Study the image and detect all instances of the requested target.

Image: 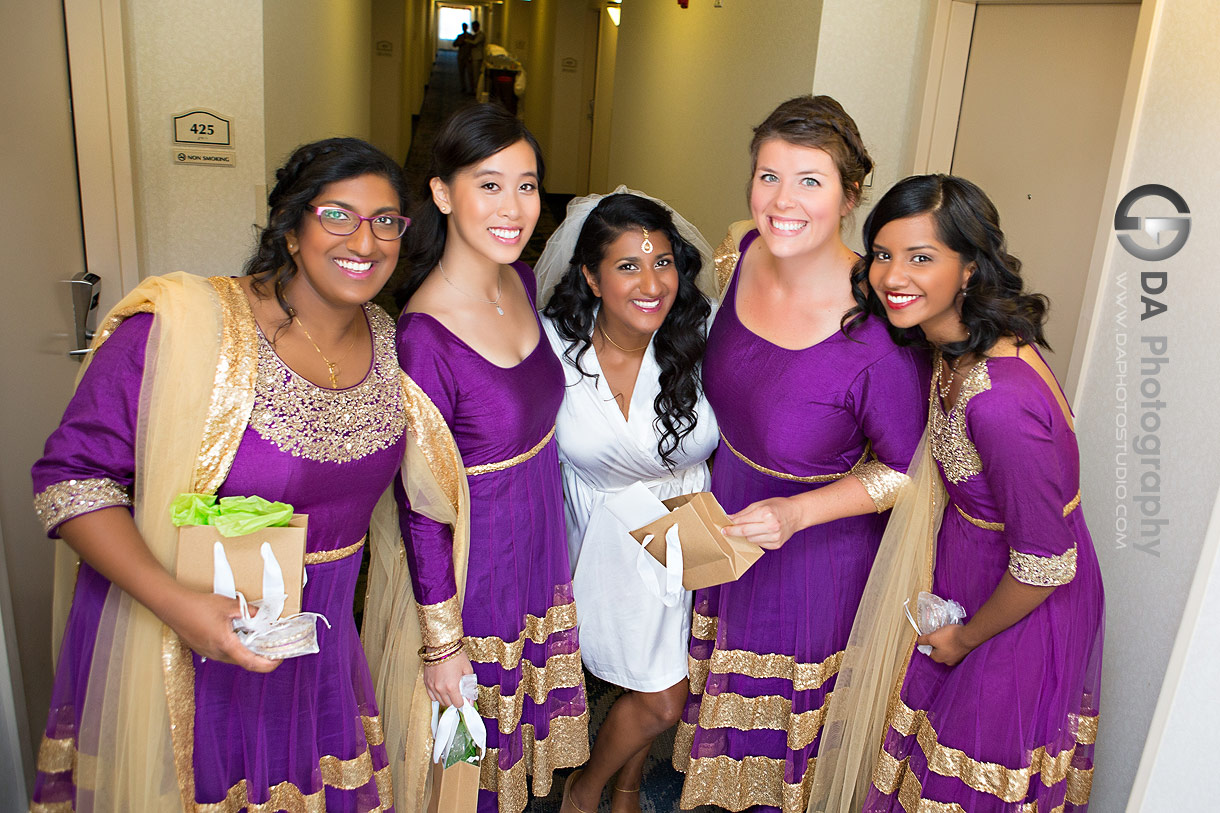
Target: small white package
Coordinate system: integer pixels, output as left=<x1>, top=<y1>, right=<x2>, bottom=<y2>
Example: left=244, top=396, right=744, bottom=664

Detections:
left=214, top=541, right=330, bottom=659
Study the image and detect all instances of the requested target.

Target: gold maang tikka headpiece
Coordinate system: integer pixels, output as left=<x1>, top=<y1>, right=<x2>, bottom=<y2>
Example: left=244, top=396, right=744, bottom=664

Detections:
left=641, top=227, right=654, bottom=254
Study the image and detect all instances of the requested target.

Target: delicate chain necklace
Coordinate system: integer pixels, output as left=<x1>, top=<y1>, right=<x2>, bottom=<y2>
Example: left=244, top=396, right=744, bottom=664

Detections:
left=293, top=314, right=357, bottom=388
left=438, top=260, right=504, bottom=315
left=939, top=352, right=981, bottom=398
left=597, top=320, right=649, bottom=353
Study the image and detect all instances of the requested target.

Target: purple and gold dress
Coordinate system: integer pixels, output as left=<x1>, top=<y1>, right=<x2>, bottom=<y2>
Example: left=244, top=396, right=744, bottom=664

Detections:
left=396, top=262, right=588, bottom=813
left=675, top=231, right=929, bottom=812
left=865, top=354, right=1104, bottom=812
left=31, top=279, right=403, bottom=811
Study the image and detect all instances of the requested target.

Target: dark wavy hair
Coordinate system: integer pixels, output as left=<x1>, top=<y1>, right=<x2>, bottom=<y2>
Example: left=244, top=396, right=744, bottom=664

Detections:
left=396, top=103, right=545, bottom=305
left=243, top=137, right=410, bottom=325
left=748, top=95, right=874, bottom=209
left=542, top=194, right=711, bottom=469
left=849, top=174, right=1050, bottom=359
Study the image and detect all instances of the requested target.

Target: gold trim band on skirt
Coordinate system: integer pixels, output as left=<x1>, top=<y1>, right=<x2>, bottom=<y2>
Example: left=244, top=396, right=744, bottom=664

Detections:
left=304, top=535, right=366, bottom=565
left=719, top=432, right=866, bottom=484
left=465, top=426, right=555, bottom=476
left=954, top=490, right=1082, bottom=531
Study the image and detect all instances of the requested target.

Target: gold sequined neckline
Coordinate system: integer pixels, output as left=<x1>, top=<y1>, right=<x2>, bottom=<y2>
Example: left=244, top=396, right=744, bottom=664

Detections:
left=248, top=305, right=406, bottom=463
left=929, top=351, right=992, bottom=484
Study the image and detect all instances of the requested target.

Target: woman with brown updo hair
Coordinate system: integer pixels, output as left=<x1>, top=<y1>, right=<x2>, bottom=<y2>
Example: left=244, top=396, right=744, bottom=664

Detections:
left=672, top=96, right=928, bottom=812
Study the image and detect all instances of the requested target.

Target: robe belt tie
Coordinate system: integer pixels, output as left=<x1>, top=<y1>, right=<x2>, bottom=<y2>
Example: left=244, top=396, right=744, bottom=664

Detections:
left=719, top=432, right=867, bottom=484
left=954, top=490, right=1082, bottom=531
left=465, top=426, right=556, bottom=476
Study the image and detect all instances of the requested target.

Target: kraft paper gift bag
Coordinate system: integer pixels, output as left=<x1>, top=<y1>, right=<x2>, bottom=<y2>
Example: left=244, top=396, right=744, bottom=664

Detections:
left=629, top=492, right=763, bottom=590
left=427, top=761, right=481, bottom=813
left=427, top=674, right=485, bottom=813
left=175, top=515, right=308, bottom=618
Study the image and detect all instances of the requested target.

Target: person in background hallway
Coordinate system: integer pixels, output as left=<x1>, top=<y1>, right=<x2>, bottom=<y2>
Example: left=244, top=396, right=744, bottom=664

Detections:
left=536, top=191, right=720, bottom=813
left=372, top=102, right=589, bottom=813
left=673, top=95, right=929, bottom=813
left=29, top=138, right=410, bottom=811
left=468, top=20, right=487, bottom=97
left=455, top=23, right=473, bottom=94
left=837, top=174, right=1104, bottom=813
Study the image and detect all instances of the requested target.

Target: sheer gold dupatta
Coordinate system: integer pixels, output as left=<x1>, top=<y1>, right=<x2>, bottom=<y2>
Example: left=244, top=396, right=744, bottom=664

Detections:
left=364, top=373, right=473, bottom=813
left=49, top=272, right=256, bottom=812
left=807, top=425, right=945, bottom=813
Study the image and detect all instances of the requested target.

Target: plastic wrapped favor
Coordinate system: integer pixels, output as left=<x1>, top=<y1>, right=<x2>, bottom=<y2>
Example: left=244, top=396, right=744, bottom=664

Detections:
left=904, top=591, right=966, bottom=656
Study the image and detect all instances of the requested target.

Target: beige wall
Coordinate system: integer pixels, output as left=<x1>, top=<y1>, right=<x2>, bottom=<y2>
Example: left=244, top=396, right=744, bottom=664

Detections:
left=1, top=0, right=89, bottom=781
left=1069, top=1, right=1220, bottom=808
left=522, top=0, right=557, bottom=161
left=125, top=0, right=266, bottom=278
left=811, top=0, right=936, bottom=249
left=605, top=0, right=825, bottom=241
left=264, top=0, right=372, bottom=183
left=400, top=0, right=436, bottom=162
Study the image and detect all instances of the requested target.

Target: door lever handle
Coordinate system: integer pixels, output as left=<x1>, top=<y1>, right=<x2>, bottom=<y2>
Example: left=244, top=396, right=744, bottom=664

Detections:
left=67, top=271, right=102, bottom=360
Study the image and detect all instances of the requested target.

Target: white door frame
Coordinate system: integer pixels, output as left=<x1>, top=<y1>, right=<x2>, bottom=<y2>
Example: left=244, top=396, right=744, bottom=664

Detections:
left=63, top=0, right=142, bottom=311
left=908, top=0, right=1150, bottom=405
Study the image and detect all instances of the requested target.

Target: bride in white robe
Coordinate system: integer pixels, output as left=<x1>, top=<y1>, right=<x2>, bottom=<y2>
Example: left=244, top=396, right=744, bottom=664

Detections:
left=537, top=189, right=718, bottom=813
left=543, top=314, right=717, bottom=691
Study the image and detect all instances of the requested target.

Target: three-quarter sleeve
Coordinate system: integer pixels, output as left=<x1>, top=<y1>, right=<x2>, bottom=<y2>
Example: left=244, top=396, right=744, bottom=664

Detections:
left=32, top=314, right=152, bottom=537
left=847, top=345, right=930, bottom=512
left=396, top=324, right=465, bottom=646
left=970, top=376, right=1078, bottom=587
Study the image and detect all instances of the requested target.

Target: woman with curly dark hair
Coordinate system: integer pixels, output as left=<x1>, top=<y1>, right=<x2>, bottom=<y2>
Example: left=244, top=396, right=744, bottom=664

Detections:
left=825, top=174, right=1103, bottom=812
left=535, top=190, right=718, bottom=813
left=30, top=137, right=410, bottom=810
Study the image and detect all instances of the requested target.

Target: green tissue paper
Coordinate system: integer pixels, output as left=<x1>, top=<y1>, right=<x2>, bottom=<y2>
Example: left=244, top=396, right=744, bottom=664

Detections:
left=171, top=493, right=294, bottom=537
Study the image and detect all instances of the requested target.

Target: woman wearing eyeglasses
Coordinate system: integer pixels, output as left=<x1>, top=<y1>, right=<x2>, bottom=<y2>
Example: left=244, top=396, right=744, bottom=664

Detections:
left=30, top=138, right=410, bottom=812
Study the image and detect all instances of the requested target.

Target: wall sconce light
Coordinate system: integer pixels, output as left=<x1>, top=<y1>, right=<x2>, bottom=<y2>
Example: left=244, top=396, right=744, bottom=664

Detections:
left=607, top=7, right=620, bottom=26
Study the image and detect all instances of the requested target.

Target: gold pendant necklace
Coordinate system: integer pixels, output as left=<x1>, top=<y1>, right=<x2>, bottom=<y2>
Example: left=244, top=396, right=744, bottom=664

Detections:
left=597, top=321, right=649, bottom=353
left=294, top=315, right=356, bottom=388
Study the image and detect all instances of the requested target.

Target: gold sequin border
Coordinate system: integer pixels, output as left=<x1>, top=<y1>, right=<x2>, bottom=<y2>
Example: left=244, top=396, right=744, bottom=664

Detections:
left=477, top=650, right=584, bottom=734
left=464, top=601, right=579, bottom=668
left=678, top=753, right=817, bottom=813
left=195, top=762, right=393, bottom=813
left=854, top=460, right=911, bottom=513
left=401, top=372, right=463, bottom=514
left=720, top=432, right=866, bottom=484
left=417, top=594, right=464, bottom=648
left=691, top=610, right=717, bottom=641
left=465, top=426, right=556, bottom=476
left=696, top=688, right=834, bottom=751
left=303, top=535, right=366, bottom=565
left=193, top=277, right=259, bottom=495
left=929, top=352, right=991, bottom=485
left=1009, top=544, right=1078, bottom=587
left=886, top=697, right=1096, bottom=804
left=698, top=647, right=844, bottom=692
left=478, top=710, right=591, bottom=813
left=713, top=229, right=741, bottom=298
left=33, top=478, right=133, bottom=535
left=953, top=489, right=1082, bottom=531
left=891, top=765, right=1070, bottom=813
